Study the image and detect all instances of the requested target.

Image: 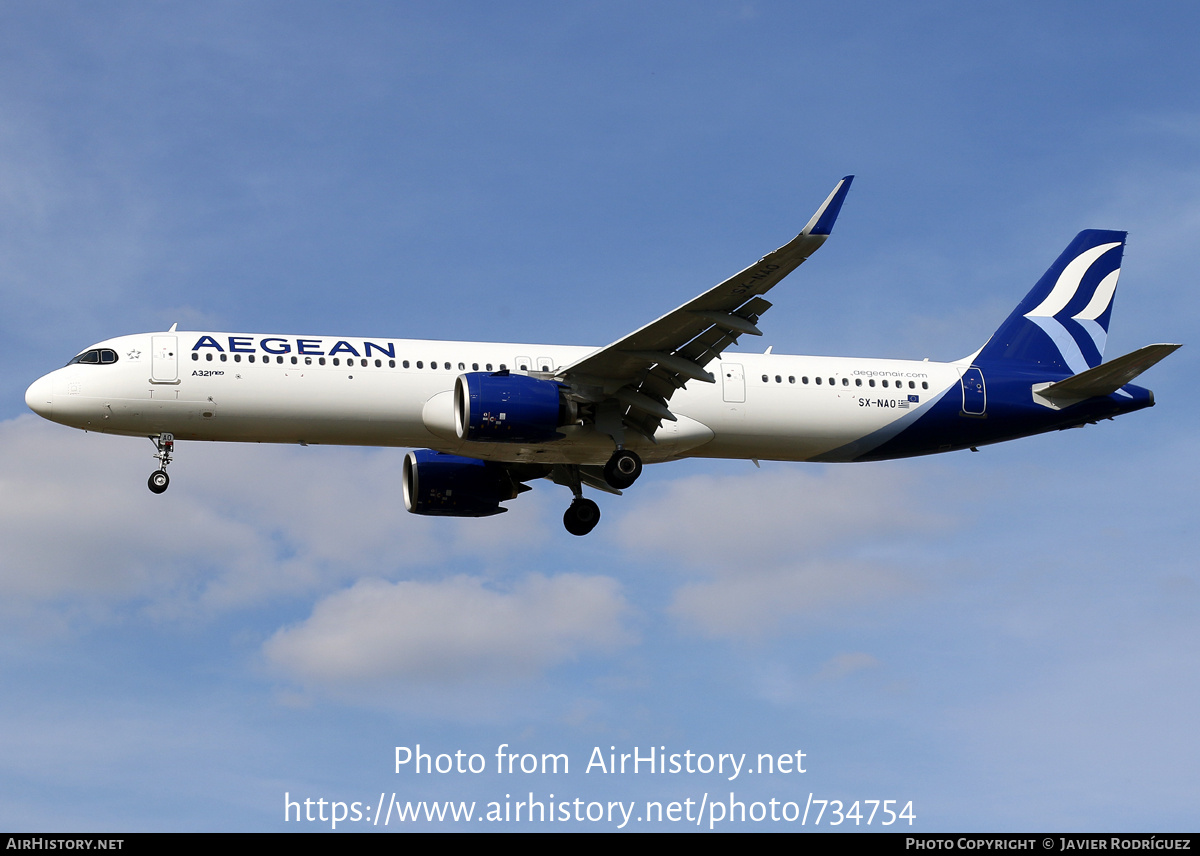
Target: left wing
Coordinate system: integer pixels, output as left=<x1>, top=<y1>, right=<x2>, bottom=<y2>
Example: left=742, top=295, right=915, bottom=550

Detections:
left=556, top=175, right=854, bottom=441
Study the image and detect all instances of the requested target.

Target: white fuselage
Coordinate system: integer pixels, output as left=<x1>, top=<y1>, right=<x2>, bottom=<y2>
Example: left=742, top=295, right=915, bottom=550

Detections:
left=25, top=331, right=964, bottom=465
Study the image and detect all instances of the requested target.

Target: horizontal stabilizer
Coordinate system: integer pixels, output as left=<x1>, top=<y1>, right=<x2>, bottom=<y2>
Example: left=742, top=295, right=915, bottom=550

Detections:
left=1032, top=343, right=1180, bottom=408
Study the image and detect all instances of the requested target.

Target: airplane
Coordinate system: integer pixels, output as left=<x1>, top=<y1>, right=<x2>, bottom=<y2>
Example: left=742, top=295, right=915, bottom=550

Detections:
left=24, top=176, right=1180, bottom=536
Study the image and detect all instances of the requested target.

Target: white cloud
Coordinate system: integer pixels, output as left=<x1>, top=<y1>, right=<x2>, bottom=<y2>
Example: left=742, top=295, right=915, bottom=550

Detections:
left=0, top=418, right=273, bottom=607
left=668, top=559, right=914, bottom=638
left=0, top=416, right=553, bottom=619
left=816, top=651, right=882, bottom=681
left=614, top=465, right=943, bottom=637
left=263, top=573, right=634, bottom=691
left=616, top=465, right=938, bottom=566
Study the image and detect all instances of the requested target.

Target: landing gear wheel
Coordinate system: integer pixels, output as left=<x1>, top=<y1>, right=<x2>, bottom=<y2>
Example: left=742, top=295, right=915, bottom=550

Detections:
left=148, top=433, right=174, bottom=494
left=603, top=449, right=642, bottom=489
left=563, top=497, right=601, bottom=536
left=148, top=469, right=169, bottom=494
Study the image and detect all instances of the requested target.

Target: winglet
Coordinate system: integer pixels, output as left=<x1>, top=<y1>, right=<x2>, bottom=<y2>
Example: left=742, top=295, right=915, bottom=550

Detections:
left=801, top=175, right=854, bottom=236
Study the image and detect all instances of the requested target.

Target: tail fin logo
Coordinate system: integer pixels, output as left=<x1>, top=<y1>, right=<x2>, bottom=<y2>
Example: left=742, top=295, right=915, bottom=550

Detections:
left=975, top=230, right=1126, bottom=372
left=969, top=226, right=1128, bottom=374
left=1020, top=239, right=1122, bottom=373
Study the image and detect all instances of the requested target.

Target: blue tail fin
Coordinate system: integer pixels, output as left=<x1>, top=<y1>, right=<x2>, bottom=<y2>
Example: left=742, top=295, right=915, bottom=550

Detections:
left=976, top=229, right=1126, bottom=373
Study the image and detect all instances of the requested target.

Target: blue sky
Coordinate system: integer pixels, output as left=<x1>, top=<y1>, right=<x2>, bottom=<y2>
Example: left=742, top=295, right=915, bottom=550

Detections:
left=2, top=1, right=1197, bottom=831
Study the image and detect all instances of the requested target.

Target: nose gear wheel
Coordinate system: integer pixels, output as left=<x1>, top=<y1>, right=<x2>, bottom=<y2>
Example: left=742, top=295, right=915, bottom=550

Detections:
left=147, top=433, right=174, bottom=494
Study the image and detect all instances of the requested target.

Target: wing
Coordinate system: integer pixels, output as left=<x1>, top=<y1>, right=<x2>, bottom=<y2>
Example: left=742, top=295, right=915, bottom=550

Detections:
left=556, top=175, right=854, bottom=441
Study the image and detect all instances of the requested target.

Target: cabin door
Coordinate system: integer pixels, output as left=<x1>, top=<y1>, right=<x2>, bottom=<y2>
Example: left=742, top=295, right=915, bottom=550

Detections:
left=960, top=366, right=986, bottom=416
left=151, top=336, right=179, bottom=383
left=721, top=363, right=745, bottom=403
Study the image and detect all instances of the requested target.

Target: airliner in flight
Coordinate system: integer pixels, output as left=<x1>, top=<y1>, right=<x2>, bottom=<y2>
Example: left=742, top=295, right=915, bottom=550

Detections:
left=25, top=177, right=1178, bottom=535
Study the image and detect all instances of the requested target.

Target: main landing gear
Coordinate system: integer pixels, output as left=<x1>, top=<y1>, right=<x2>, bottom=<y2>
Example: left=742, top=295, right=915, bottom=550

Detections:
left=563, top=497, right=601, bottom=537
left=602, top=449, right=642, bottom=490
left=584, top=405, right=641, bottom=517
left=557, top=464, right=601, bottom=536
left=556, top=450, right=642, bottom=535
left=147, top=433, right=174, bottom=494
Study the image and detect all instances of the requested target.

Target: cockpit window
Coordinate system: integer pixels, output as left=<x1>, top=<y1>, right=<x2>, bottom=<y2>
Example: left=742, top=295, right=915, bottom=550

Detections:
left=67, top=348, right=119, bottom=366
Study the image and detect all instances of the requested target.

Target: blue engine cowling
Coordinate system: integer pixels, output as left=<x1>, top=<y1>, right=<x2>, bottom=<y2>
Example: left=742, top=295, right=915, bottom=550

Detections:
left=454, top=371, right=566, bottom=443
left=403, top=449, right=516, bottom=517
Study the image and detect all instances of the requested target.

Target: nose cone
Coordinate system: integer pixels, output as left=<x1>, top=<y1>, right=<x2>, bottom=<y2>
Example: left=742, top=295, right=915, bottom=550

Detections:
left=25, top=374, right=54, bottom=418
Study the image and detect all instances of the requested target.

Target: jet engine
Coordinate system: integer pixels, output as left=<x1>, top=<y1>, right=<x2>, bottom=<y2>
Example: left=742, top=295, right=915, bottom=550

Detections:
left=454, top=371, right=573, bottom=443
left=402, top=449, right=518, bottom=517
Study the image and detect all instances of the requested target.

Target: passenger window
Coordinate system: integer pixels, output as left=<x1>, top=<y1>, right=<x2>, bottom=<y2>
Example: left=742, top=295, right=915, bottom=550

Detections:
left=472, top=363, right=479, bottom=371
left=762, top=375, right=769, bottom=382
left=191, top=353, right=199, bottom=361
left=815, top=377, right=822, bottom=385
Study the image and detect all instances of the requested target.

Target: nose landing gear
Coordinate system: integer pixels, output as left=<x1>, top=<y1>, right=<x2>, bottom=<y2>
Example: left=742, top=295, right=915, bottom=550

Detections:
left=148, top=469, right=169, bottom=494
left=148, top=433, right=174, bottom=494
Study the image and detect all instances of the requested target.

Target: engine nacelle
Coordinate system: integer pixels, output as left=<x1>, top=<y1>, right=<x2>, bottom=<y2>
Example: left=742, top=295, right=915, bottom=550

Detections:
left=454, top=371, right=568, bottom=443
left=402, top=449, right=517, bottom=518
